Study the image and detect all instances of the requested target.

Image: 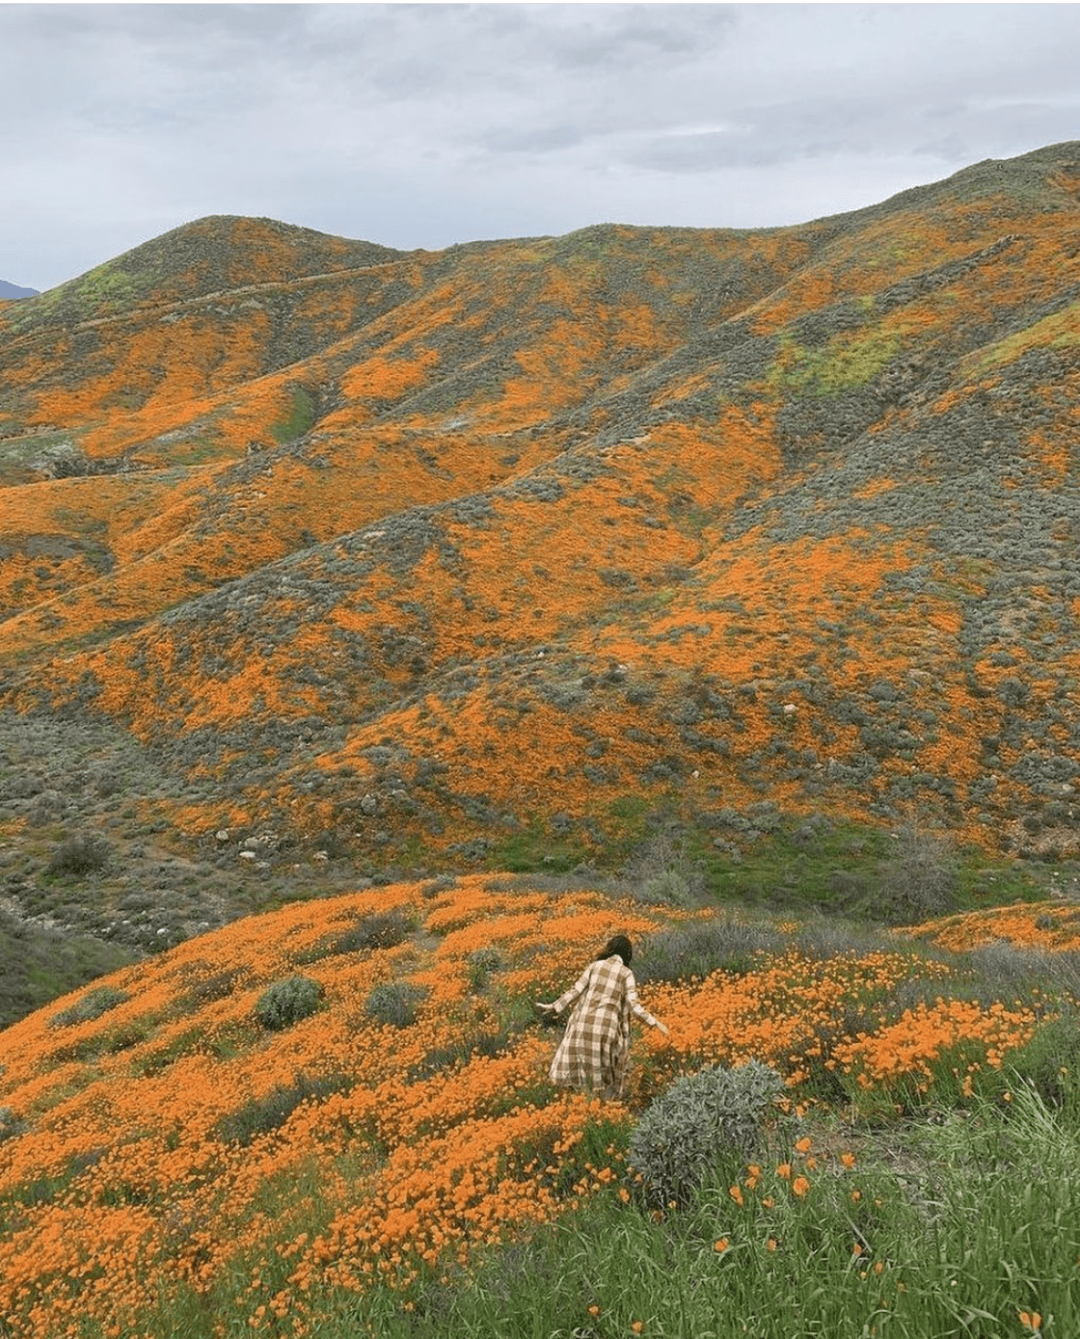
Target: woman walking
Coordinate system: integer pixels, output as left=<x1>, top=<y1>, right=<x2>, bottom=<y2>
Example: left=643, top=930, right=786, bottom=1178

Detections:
left=535, top=935, right=668, bottom=1100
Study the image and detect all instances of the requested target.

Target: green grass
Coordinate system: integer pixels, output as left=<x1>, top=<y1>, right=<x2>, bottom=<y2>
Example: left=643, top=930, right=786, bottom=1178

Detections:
left=233, top=1084, right=1080, bottom=1338
left=0, top=908, right=134, bottom=1031
left=484, top=802, right=1054, bottom=925
left=768, top=326, right=902, bottom=397
left=485, top=817, right=593, bottom=874
left=271, top=386, right=318, bottom=443
left=688, top=814, right=1049, bottom=922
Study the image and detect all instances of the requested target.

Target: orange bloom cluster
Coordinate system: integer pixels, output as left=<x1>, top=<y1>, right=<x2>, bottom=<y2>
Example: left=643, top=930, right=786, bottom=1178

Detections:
left=642, top=948, right=953, bottom=1085
left=909, top=900, right=1080, bottom=954
left=832, top=998, right=1039, bottom=1091
left=0, top=877, right=662, bottom=1337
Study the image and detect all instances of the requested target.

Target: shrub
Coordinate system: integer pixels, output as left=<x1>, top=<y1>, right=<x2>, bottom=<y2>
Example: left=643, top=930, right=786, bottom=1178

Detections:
left=301, top=908, right=414, bottom=962
left=253, top=975, right=323, bottom=1031
left=635, top=919, right=785, bottom=985
left=50, top=984, right=131, bottom=1029
left=628, top=1060, right=784, bottom=1209
left=177, top=966, right=249, bottom=1011
left=639, top=867, right=698, bottom=908
left=47, top=833, right=111, bottom=878
left=364, top=981, right=428, bottom=1028
left=467, top=947, right=503, bottom=991
left=876, top=819, right=959, bottom=924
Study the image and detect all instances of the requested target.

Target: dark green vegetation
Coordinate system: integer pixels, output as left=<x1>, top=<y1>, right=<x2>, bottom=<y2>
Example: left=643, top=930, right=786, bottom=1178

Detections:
left=0, top=906, right=132, bottom=1031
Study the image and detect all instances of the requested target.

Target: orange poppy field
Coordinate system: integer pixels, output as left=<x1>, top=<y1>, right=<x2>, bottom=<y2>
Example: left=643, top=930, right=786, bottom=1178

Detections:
left=1, top=875, right=1075, bottom=1338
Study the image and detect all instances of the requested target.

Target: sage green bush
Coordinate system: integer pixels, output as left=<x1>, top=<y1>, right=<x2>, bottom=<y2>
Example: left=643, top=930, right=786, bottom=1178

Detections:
left=628, top=1060, right=784, bottom=1208
left=46, top=832, right=111, bottom=878
left=253, top=975, right=323, bottom=1031
left=365, top=981, right=428, bottom=1028
left=467, top=947, right=503, bottom=991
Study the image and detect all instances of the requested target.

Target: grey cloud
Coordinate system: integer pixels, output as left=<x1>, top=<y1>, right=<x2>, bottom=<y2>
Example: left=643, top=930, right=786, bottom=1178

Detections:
left=3, top=3, right=1080, bottom=292
left=480, top=124, right=584, bottom=156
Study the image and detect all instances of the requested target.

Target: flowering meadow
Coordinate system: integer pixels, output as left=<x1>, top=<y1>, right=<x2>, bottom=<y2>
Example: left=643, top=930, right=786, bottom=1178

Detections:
left=1, top=876, right=1078, bottom=1338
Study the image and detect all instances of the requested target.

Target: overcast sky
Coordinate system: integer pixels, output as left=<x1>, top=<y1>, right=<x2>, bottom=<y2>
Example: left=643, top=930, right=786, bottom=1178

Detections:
left=2, top=2, right=1079, bottom=292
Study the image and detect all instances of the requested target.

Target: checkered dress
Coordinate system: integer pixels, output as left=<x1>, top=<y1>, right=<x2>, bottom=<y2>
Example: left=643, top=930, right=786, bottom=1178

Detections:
left=547, top=955, right=660, bottom=1099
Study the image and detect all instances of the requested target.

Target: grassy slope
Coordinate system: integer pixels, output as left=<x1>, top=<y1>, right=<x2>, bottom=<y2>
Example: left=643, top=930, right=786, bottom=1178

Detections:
left=0, top=877, right=1079, bottom=1337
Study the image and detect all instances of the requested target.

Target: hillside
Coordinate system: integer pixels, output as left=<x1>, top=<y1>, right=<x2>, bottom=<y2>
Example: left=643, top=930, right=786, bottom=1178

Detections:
left=0, top=877, right=1078, bottom=1337
left=1, top=145, right=1080, bottom=961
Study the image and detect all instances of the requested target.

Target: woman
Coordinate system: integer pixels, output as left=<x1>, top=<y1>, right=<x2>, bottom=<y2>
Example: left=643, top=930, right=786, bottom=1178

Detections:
left=535, top=934, right=669, bottom=1100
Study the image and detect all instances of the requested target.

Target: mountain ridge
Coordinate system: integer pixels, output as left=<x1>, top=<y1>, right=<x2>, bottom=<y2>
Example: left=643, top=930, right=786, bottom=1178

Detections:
left=1, top=141, right=1079, bottom=946
left=0, top=279, right=38, bottom=300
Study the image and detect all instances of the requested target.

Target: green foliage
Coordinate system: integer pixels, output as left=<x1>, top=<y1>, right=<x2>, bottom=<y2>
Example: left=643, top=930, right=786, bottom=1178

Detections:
left=298, top=908, right=414, bottom=963
left=0, top=906, right=133, bottom=1031
left=72, top=262, right=138, bottom=316
left=176, top=965, right=250, bottom=1013
left=467, top=946, right=503, bottom=991
left=50, top=984, right=131, bottom=1029
left=253, top=975, right=323, bottom=1031
left=485, top=817, right=589, bottom=874
left=986, top=1009, right=1080, bottom=1113
left=271, top=386, right=317, bottom=443
left=214, top=1071, right=352, bottom=1147
left=364, top=981, right=428, bottom=1028
left=769, top=324, right=901, bottom=396
left=0, top=1105, right=27, bottom=1146
left=634, top=918, right=785, bottom=984
left=46, top=832, right=111, bottom=878
left=628, top=1060, right=784, bottom=1208
left=409, top=1028, right=516, bottom=1081
left=639, top=866, right=697, bottom=908
left=877, top=818, right=960, bottom=924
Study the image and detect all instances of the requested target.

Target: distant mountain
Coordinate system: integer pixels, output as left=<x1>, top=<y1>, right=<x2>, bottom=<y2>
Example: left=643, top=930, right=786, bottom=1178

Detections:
left=2, top=145, right=1080, bottom=895
left=0, top=279, right=39, bottom=299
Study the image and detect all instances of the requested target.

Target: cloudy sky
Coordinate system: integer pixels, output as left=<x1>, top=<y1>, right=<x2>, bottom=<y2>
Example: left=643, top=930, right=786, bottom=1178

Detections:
left=3, top=2, right=1079, bottom=292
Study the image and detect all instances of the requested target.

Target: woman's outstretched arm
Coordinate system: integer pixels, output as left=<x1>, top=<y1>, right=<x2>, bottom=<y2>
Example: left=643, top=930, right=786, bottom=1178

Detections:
left=536, top=963, right=594, bottom=1015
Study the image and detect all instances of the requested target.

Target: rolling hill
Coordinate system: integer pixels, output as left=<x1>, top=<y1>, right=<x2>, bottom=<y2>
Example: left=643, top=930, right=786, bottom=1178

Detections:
left=1, top=142, right=1079, bottom=957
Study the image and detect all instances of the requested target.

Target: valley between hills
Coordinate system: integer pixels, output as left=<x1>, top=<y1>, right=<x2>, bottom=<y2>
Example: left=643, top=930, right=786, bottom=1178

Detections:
left=1, top=141, right=1080, bottom=1013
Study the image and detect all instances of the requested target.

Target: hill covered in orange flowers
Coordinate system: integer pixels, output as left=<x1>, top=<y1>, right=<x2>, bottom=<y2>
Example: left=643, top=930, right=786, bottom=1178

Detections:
left=2, top=141, right=1080, bottom=919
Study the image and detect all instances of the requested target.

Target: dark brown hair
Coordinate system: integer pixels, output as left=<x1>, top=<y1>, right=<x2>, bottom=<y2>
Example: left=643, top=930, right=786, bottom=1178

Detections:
left=598, top=934, right=633, bottom=966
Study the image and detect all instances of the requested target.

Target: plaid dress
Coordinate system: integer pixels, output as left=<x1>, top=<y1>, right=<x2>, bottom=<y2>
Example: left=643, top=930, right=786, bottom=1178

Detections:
left=547, top=955, right=660, bottom=1099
